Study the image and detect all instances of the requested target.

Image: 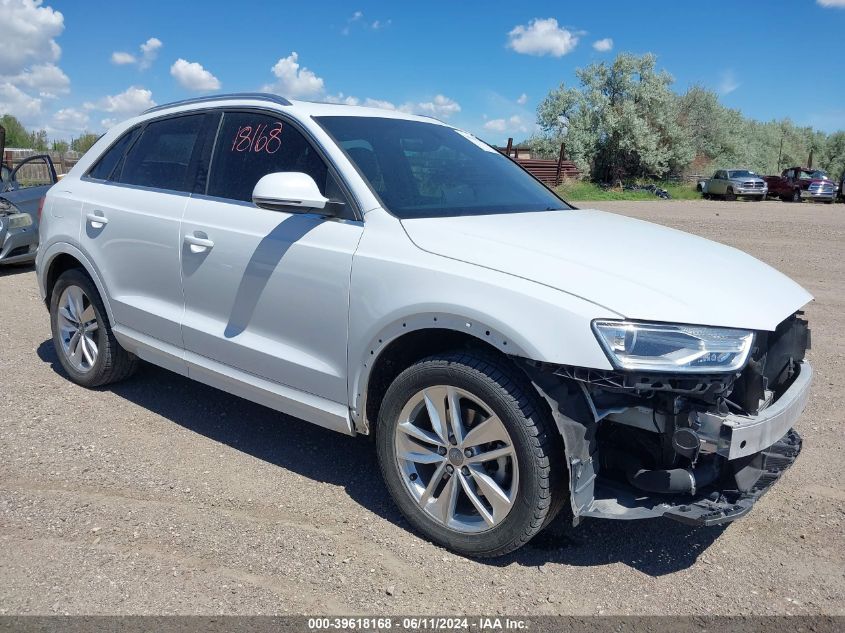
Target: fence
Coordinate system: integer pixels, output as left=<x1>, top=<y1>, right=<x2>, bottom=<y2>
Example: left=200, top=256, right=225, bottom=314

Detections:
left=497, top=138, right=580, bottom=187
left=3, top=149, right=81, bottom=177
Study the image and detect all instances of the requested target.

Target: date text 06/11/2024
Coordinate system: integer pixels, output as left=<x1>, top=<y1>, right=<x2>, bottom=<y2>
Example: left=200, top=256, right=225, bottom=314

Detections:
left=306, top=617, right=529, bottom=631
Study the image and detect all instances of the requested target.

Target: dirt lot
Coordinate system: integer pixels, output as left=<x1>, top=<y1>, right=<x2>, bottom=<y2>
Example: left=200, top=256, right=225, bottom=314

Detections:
left=1, top=199, right=843, bottom=615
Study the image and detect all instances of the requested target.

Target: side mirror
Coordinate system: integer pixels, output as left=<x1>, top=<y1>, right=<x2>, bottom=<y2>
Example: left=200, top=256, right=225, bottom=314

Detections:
left=252, top=172, right=330, bottom=213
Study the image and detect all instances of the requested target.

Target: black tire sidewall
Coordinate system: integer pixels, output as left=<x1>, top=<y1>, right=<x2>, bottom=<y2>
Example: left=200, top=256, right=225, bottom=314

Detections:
left=376, top=356, right=553, bottom=557
left=50, top=270, right=109, bottom=387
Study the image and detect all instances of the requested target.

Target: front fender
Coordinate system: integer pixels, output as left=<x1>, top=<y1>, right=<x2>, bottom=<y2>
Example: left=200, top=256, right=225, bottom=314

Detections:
left=346, top=209, right=620, bottom=431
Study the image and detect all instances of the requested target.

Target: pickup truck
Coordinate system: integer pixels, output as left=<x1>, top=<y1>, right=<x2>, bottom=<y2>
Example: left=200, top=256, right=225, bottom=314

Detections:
left=0, top=154, right=58, bottom=265
left=763, top=167, right=837, bottom=203
left=699, top=169, right=767, bottom=201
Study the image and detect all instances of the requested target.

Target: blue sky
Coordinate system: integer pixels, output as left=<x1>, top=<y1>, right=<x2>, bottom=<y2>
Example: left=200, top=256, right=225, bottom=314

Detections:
left=2, top=0, right=844, bottom=142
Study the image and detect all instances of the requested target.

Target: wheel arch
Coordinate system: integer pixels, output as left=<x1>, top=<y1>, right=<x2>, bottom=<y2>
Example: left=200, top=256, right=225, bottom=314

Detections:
left=39, top=242, right=115, bottom=325
left=357, top=318, right=597, bottom=525
left=352, top=313, right=540, bottom=436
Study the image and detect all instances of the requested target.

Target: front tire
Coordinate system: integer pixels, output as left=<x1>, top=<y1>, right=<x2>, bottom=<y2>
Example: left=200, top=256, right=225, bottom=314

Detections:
left=50, top=269, right=138, bottom=387
left=792, top=189, right=802, bottom=203
left=376, top=351, right=565, bottom=557
left=725, top=187, right=736, bottom=201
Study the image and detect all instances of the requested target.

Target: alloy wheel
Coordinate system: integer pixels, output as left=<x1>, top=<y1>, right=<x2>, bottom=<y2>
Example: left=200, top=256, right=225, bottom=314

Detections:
left=394, top=385, right=519, bottom=533
left=57, top=285, right=99, bottom=373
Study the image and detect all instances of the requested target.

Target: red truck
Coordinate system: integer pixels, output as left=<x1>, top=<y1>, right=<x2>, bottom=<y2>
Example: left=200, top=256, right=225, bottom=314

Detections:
left=763, top=167, right=837, bottom=203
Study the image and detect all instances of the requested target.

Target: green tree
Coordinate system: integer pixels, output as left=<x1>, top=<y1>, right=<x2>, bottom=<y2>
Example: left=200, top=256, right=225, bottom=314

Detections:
left=822, top=131, right=845, bottom=181
left=0, top=114, right=31, bottom=147
left=72, top=133, right=100, bottom=154
left=52, top=139, right=69, bottom=154
left=28, top=129, right=49, bottom=151
left=530, top=53, right=693, bottom=181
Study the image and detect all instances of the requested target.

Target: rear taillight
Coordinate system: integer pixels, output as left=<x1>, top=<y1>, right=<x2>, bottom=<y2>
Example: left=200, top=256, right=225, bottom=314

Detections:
left=37, top=196, right=45, bottom=223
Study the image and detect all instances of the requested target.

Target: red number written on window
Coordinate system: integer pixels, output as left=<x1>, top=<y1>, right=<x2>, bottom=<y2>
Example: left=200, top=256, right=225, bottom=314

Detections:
left=231, top=122, right=283, bottom=154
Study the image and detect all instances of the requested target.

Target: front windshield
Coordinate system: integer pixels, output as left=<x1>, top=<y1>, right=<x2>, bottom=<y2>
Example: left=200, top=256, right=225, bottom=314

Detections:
left=316, top=116, right=570, bottom=219
left=728, top=170, right=756, bottom=178
left=802, top=170, right=829, bottom=180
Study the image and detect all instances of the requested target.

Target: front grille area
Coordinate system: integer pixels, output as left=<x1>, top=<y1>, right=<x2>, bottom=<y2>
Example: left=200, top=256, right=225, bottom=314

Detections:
left=742, top=181, right=765, bottom=189
left=809, top=183, right=834, bottom=193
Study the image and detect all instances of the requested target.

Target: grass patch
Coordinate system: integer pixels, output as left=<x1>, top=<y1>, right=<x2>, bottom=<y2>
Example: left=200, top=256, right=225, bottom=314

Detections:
left=555, top=180, right=700, bottom=201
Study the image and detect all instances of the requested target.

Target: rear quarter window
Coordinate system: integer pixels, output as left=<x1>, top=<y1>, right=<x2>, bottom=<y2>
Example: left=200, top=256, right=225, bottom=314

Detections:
left=119, top=114, right=206, bottom=192
left=88, top=127, right=141, bottom=181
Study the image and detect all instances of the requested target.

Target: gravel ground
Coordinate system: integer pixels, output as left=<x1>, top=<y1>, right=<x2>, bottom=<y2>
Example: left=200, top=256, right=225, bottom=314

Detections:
left=1, top=199, right=843, bottom=615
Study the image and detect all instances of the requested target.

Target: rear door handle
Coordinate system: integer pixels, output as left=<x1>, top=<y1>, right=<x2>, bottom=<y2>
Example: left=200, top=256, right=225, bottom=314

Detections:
left=86, top=212, right=108, bottom=227
left=184, top=233, right=214, bottom=253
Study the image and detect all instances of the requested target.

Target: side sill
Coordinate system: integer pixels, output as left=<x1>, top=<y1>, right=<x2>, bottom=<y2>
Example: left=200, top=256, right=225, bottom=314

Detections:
left=113, top=326, right=354, bottom=436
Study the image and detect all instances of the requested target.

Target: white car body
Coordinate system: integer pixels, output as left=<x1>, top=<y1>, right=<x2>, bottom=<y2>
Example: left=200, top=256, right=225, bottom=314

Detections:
left=35, top=94, right=813, bottom=543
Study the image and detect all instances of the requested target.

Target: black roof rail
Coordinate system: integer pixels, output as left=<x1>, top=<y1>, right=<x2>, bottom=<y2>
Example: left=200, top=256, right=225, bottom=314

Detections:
left=142, top=92, right=292, bottom=115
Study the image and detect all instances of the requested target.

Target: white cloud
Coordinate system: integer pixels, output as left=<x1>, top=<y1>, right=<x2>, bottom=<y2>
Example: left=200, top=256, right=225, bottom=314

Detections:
left=593, top=38, right=613, bottom=52
left=342, top=10, right=363, bottom=35
left=0, top=81, right=42, bottom=124
left=507, top=18, right=579, bottom=57
left=325, top=93, right=360, bottom=105
left=84, top=86, right=156, bottom=115
left=48, top=107, right=90, bottom=136
left=484, top=119, right=507, bottom=132
left=259, top=52, right=456, bottom=119
left=111, top=51, right=137, bottom=65
left=342, top=10, right=390, bottom=34
left=718, top=69, right=740, bottom=95
left=5, top=62, right=69, bottom=98
left=139, top=37, right=162, bottom=69
left=363, top=98, right=396, bottom=110
left=483, top=115, right=528, bottom=134
left=262, top=52, right=325, bottom=98
left=516, top=93, right=528, bottom=105
left=410, top=94, right=461, bottom=118
left=110, top=37, right=162, bottom=70
left=817, top=0, right=845, bottom=7
left=52, top=107, right=88, bottom=128
left=0, top=0, right=64, bottom=76
left=322, top=93, right=460, bottom=119
left=0, top=0, right=70, bottom=123
left=170, top=58, right=221, bottom=91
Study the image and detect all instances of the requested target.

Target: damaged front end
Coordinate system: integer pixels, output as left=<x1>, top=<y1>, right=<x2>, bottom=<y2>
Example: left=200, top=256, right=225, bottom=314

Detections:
left=523, top=313, right=811, bottom=526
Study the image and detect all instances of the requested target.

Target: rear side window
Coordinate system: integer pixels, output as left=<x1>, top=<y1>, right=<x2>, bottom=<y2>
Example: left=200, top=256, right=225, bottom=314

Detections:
left=120, top=114, right=205, bottom=192
left=88, top=128, right=140, bottom=181
left=206, top=112, right=328, bottom=202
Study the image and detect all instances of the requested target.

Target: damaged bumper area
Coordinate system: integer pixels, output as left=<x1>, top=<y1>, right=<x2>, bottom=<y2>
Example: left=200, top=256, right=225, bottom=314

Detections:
left=523, top=313, right=811, bottom=526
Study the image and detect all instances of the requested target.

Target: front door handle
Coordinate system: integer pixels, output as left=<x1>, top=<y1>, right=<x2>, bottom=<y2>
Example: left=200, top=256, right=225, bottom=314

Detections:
left=184, top=232, right=214, bottom=253
left=86, top=212, right=108, bottom=228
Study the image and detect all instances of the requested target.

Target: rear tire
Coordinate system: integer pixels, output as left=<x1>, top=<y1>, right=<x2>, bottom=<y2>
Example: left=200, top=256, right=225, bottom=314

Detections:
left=375, top=351, right=566, bottom=557
left=50, top=269, right=138, bottom=388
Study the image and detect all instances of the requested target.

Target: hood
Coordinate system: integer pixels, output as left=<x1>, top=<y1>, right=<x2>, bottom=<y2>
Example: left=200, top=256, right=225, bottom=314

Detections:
left=401, top=209, right=812, bottom=331
left=731, top=176, right=766, bottom=183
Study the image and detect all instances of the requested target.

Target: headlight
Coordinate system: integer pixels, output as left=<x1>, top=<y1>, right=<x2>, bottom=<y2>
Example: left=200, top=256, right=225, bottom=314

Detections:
left=592, top=320, right=754, bottom=373
left=3, top=212, right=33, bottom=229
left=0, top=199, right=33, bottom=229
